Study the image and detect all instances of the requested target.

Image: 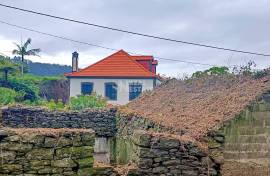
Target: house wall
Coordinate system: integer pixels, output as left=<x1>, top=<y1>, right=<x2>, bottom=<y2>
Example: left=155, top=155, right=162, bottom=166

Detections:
left=69, top=78, right=155, bottom=105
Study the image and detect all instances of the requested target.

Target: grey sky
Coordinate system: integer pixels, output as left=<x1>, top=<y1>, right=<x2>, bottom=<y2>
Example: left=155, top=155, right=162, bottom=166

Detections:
left=0, top=0, right=269, bottom=77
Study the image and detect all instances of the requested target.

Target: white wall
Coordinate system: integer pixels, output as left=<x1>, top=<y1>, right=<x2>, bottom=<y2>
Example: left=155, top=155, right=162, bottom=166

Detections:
left=69, top=78, right=155, bottom=105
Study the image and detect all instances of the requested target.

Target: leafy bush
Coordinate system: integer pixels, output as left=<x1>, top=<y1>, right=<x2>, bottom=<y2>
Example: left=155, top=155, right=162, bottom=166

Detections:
left=46, top=99, right=65, bottom=110
left=0, top=87, right=24, bottom=105
left=0, top=80, right=37, bottom=101
left=10, top=74, right=60, bottom=96
left=68, top=94, right=107, bottom=110
left=191, top=66, right=229, bottom=79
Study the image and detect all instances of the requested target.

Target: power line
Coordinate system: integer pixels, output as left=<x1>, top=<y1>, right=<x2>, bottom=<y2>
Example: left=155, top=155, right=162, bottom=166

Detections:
left=0, top=19, right=225, bottom=67
left=0, top=3, right=269, bottom=57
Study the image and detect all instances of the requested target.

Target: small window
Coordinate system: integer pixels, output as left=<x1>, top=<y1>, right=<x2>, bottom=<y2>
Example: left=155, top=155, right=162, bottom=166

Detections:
left=81, top=82, right=93, bottom=95
left=129, top=83, right=142, bottom=100
left=105, top=82, right=117, bottom=100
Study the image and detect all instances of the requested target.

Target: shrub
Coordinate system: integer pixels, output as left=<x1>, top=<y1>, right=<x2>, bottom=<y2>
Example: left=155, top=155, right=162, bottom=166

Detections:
left=68, top=94, right=107, bottom=110
left=0, top=87, right=23, bottom=105
left=0, top=80, right=37, bottom=101
left=191, top=66, right=229, bottom=79
left=45, top=99, right=65, bottom=110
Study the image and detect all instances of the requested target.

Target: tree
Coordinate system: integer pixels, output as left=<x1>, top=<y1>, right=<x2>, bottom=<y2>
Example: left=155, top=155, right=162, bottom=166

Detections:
left=0, top=56, right=20, bottom=82
left=12, top=38, right=41, bottom=76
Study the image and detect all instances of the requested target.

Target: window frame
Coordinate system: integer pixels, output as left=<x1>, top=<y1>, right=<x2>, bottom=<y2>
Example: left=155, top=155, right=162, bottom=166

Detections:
left=105, top=82, right=118, bottom=101
left=81, top=82, right=93, bottom=95
left=129, top=82, right=143, bottom=101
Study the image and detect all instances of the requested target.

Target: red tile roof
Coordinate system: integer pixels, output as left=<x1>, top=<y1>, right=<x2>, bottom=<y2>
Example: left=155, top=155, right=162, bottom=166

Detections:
left=65, top=50, right=158, bottom=78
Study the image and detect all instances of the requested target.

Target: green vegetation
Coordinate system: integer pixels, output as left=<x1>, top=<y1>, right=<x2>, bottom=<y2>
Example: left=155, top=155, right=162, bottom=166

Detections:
left=12, top=38, right=41, bottom=76
left=0, top=55, right=106, bottom=110
left=68, top=94, right=107, bottom=110
left=0, top=56, right=20, bottom=81
left=192, top=66, right=229, bottom=79
left=0, top=87, right=24, bottom=105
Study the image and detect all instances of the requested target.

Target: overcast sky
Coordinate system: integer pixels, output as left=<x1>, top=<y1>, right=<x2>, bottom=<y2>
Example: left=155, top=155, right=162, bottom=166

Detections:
left=0, top=0, right=270, bottom=77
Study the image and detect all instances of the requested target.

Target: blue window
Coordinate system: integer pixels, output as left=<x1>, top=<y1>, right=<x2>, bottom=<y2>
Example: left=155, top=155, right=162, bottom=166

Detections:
left=81, top=82, right=93, bottom=95
left=105, top=83, right=117, bottom=100
left=129, top=83, right=142, bottom=100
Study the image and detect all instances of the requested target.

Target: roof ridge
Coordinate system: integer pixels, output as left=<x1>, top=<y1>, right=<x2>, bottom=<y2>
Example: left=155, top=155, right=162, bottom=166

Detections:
left=75, top=49, right=128, bottom=73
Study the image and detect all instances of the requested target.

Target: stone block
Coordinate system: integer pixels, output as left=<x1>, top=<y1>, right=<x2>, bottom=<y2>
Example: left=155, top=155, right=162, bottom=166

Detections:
left=1, top=142, right=33, bottom=152
left=44, top=137, right=57, bottom=147
left=51, top=158, right=77, bottom=168
left=132, top=130, right=151, bottom=147
left=152, top=166, right=168, bottom=174
left=153, top=137, right=180, bottom=149
left=0, top=150, right=16, bottom=162
left=77, top=168, right=94, bottom=176
left=77, top=157, right=94, bottom=168
left=26, top=148, right=54, bottom=160
left=56, top=146, right=93, bottom=159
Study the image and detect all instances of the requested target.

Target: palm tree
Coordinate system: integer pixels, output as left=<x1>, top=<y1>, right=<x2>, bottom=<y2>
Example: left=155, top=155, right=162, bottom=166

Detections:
left=12, top=38, right=41, bottom=76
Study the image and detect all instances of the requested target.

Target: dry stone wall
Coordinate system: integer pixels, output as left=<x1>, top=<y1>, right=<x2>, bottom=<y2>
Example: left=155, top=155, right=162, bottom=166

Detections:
left=0, top=128, right=95, bottom=175
left=130, top=130, right=219, bottom=176
left=1, top=106, right=117, bottom=137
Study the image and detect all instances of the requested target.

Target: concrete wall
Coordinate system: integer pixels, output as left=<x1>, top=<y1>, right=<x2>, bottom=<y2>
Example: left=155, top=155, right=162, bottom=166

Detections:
left=1, top=106, right=117, bottom=137
left=69, top=78, right=155, bottom=105
left=0, top=128, right=95, bottom=175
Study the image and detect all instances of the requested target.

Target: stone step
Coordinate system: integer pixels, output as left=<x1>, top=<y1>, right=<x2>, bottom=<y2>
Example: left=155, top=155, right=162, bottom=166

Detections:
left=225, top=143, right=270, bottom=152
left=224, top=151, right=270, bottom=160
left=226, top=135, right=267, bottom=143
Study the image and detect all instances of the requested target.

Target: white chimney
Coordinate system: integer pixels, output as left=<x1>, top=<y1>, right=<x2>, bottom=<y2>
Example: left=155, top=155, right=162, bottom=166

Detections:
left=72, top=51, right=79, bottom=72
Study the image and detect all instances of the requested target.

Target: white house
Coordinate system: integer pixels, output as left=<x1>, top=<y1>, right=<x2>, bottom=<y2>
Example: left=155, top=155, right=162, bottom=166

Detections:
left=65, top=50, right=160, bottom=105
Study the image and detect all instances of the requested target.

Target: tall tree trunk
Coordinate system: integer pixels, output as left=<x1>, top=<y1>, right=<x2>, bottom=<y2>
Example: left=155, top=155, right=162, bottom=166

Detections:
left=21, top=54, right=24, bottom=77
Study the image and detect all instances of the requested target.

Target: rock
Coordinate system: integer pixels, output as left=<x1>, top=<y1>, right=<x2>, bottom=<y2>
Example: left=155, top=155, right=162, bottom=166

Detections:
left=132, top=131, right=151, bottom=147
left=0, top=130, right=8, bottom=139
left=78, top=168, right=94, bottom=176
left=0, top=164, right=23, bottom=174
left=152, top=166, right=168, bottom=174
left=154, top=138, right=179, bottom=149
left=57, top=137, right=73, bottom=147
left=213, top=136, right=225, bottom=143
left=2, top=142, right=33, bottom=152
left=30, top=160, right=51, bottom=167
left=81, top=133, right=95, bottom=146
left=26, top=148, right=54, bottom=160
left=77, top=157, right=94, bottom=168
left=0, top=151, right=16, bottom=162
left=44, top=137, right=57, bottom=147
left=138, top=158, right=153, bottom=169
left=163, top=159, right=181, bottom=166
left=56, top=146, right=93, bottom=159
left=51, top=158, right=77, bottom=168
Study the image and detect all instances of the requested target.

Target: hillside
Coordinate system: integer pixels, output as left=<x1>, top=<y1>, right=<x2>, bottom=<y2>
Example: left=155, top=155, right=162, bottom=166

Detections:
left=28, top=61, right=71, bottom=76
left=12, top=57, right=71, bottom=76
left=120, top=73, right=270, bottom=140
